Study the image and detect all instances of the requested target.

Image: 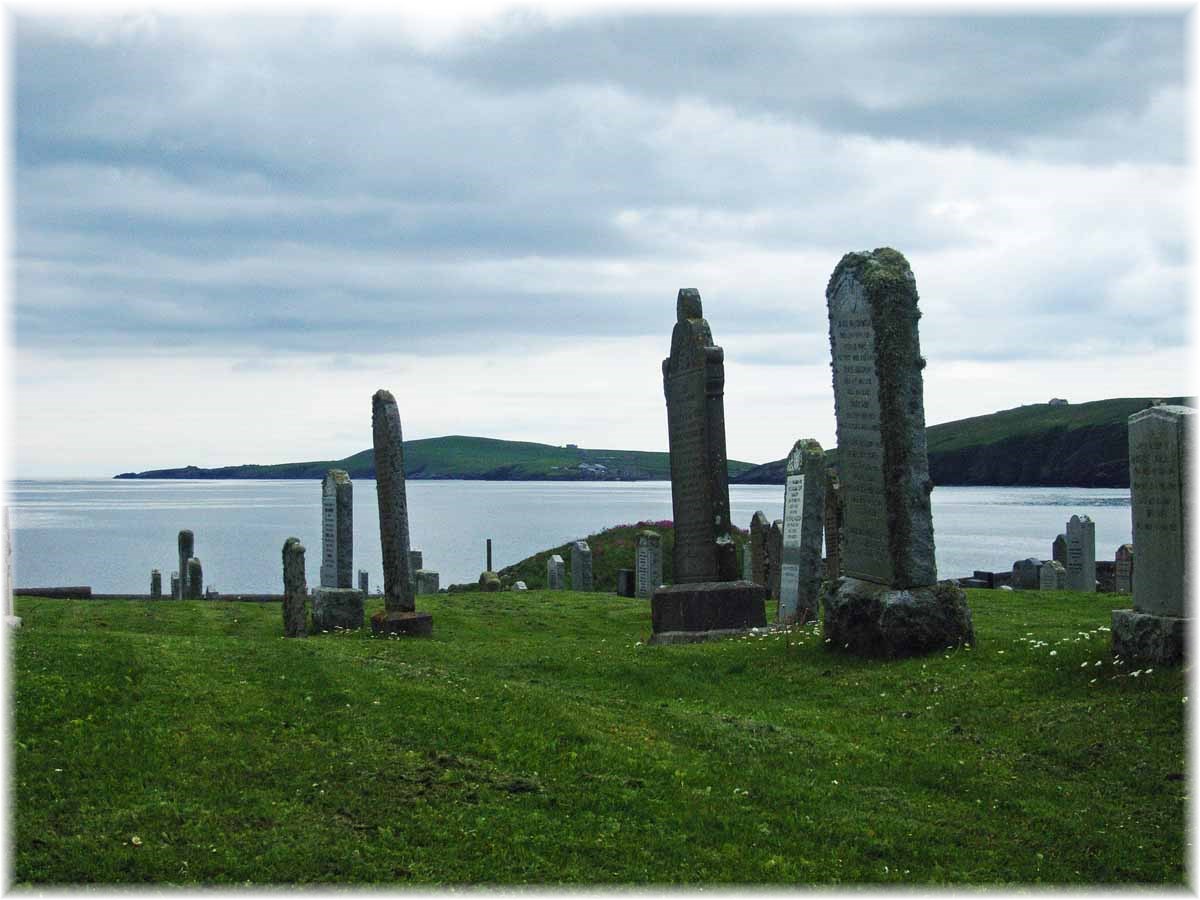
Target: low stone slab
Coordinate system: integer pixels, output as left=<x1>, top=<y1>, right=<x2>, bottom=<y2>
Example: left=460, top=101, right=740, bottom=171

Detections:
left=371, top=609, right=434, bottom=637
left=311, top=588, right=365, bottom=632
left=649, top=580, right=766, bottom=643
left=1111, top=609, right=1185, bottom=666
left=820, top=576, right=975, bottom=659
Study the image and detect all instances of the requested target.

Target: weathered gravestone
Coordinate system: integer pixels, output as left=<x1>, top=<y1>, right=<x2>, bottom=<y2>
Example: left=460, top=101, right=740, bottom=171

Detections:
left=1039, top=560, right=1066, bottom=591
left=767, top=520, right=784, bottom=603
left=741, top=542, right=753, bottom=581
left=150, top=569, right=162, bottom=600
left=616, top=569, right=635, bottom=597
left=824, top=468, right=843, bottom=582
left=312, top=588, right=364, bottom=631
left=319, top=470, right=353, bottom=589
left=778, top=438, right=826, bottom=625
left=817, top=248, right=973, bottom=657
left=1096, top=560, right=1117, bottom=594
left=178, top=530, right=194, bottom=600
left=571, top=540, right=593, bottom=591
left=4, top=508, right=18, bottom=628
left=1012, top=557, right=1043, bottom=590
left=416, top=570, right=440, bottom=595
left=170, top=572, right=180, bottom=601
left=358, top=570, right=369, bottom=595
left=1113, top=405, right=1193, bottom=665
left=635, top=531, right=662, bottom=599
left=650, top=289, right=765, bottom=643
left=186, top=558, right=203, bottom=600
left=749, top=511, right=770, bottom=587
left=282, top=537, right=307, bottom=637
left=547, top=554, right=566, bottom=589
left=1052, top=534, right=1068, bottom=567
left=486, top=539, right=493, bottom=573
left=1114, top=544, right=1134, bottom=593
left=1065, top=515, right=1096, bottom=592
left=369, top=389, right=433, bottom=637
left=478, top=571, right=501, bottom=592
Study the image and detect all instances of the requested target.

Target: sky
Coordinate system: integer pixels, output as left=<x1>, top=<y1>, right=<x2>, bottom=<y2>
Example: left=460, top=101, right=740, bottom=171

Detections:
left=5, top=3, right=1195, bottom=478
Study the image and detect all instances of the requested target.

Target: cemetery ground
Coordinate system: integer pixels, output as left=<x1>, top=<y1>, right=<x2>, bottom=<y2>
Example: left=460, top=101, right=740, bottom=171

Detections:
left=13, top=589, right=1184, bottom=886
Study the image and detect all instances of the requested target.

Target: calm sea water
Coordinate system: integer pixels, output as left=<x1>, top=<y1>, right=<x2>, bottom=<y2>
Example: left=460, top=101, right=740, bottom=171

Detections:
left=7, top=479, right=1131, bottom=594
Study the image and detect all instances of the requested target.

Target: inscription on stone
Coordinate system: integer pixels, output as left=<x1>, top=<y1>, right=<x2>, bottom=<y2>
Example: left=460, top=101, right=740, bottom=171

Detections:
left=1065, top=515, right=1096, bottom=592
left=635, top=531, right=663, bottom=599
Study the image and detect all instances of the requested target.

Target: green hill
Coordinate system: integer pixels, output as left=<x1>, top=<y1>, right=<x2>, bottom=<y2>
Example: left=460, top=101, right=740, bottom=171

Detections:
left=731, top=396, right=1192, bottom=487
left=114, top=435, right=759, bottom=482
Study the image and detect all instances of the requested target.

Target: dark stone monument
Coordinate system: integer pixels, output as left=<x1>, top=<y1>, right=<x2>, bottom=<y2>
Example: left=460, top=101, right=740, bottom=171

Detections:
left=369, top=389, right=433, bottom=638
left=486, top=539, right=493, bottom=573
left=358, top=569, right=369, bottom=595
left=616, top=569, right=636, bottom=597
left=170, top=572, right=180, bottom=600
left=749, top=511, right=769, bottom=587
left=282, top=537, right=307, bottom=637
left=650, top=289, right=765, bottom=643
left=319, top=469, right=353, bottom=589
left=312, top=588, right=365, bottom=631
left=150, top=569, right=162, bottom=600
left=778, top=438, right=826, bottom=625
left=1052, top=534, right=1068, bottom=567
left=823, top=468, right=843, bottom=582
left=1011, top=557, right=1042, bottom=590
left=178, top=530, right=194, bottom=600
left=767, top=520, right=783, bottom=603
left=817, top=249, right=973, bottom=658
left=185, top=558, right=203, bottom=600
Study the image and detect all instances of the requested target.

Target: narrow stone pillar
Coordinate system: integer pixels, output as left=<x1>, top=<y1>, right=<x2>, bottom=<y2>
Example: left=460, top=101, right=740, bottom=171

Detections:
left=186, top=558, right=203, bottom=600
left=178, top=530, right=194, bottom=600
left=777, top=438, right=826, bottom=626
left=282, top=537, right=307, bottom=638
left=150, top=570, right=162, bottom=600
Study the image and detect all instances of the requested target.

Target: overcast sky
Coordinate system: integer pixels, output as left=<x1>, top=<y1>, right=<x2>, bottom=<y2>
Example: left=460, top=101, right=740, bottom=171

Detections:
left=6, top=5, right=1194, bottom=478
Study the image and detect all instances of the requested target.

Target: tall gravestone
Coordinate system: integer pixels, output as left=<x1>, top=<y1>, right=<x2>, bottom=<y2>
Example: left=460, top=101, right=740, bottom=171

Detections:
left=650, top=289, right=765, bottom=643
left=186, top=558, right=203, bottom=600
left=150, top=569, right=162, bottom=600
left=282, top=537, right=308, bottom=637
left=547, top=554, right=565, bottom=589
left=741, top=543, right=753, bottom=582
left=767, top=520, right=783, bottom=603
left=319, top=470, right=353, bottom=589
left=823, top=468, right=843, bottom=582
left=358, top=570, right=369, bottom=595
left=178, top=530, right=194, bottom=600
left=818, top=248, right=973, bottom=657
left=170, top=572, right=180, bottom=600
left=1064, top=515, right=1096, bottom=592
left=4, top=508, right=19, bottom=628
left=571, top=540, right=593, bottom=591
left=408, top=550, right=423, bottom=592
left=370, top=389, right=433, bottom=637
left=778, top=439, right=826, bottom=625
left=1113, top=405, right=1192, bottom=664
left=1114, top=544, right=1134, bottom=593
left=635, top=531, right=662, bottom=599
left=749, top=511, right=769, bottom=587
left=1052, top=534, right=1068, bottom=567
left=486, top=539, right=493, bottom=573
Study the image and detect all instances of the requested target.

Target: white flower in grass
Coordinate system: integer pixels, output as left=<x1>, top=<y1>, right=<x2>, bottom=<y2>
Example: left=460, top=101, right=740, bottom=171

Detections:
left=1049, top=650, right=1057, bottom=656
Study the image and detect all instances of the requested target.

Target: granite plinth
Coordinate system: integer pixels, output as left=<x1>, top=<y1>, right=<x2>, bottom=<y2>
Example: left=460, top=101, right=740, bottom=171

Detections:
left=649, top=580, right=766, bottom=643
left=1111, top=609, right=1185, bottom=666
left=371, top=609, right=434, bottom=638
left=820, top=576, right=974, bottom=659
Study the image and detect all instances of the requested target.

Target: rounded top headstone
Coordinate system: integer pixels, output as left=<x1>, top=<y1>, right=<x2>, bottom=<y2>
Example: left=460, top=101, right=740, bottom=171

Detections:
left=676, top=289, right=703, bottom=322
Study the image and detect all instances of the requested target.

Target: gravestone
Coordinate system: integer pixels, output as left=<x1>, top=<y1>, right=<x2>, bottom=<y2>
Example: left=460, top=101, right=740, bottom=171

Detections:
left=818, top=248, right=973, bottom=657
left=650, top=289, right=764, bottom=643
left=823, top=468, right=843, bottom=582
left=170, top=572, right=180, bottom=600
left=4, top=508, right=18, bottom=628
left=178, top=530, right=194, bottom=600
left=369, top=389, right=433, bottom=637
left=741, top=543, right=753, bottom=581
left=749, top=511, right=770, bottom=587
left=416, top=570, right=440, bottom=595
left=186, top=558, right=203, bottom=600
left=778, top=438, right=826, bottom=625
left=1011, top=557, right=1043, bottom=590
left=767, top=520, right=783, bottom=603
left=547, top=554, right=565, bottom=589
left=1096, top=560, right=1117, bottom=593
left=1064, top=515, right=1096, bottom=592
left=150, top=569, right=162, bottom=600
left=486, top=539, right=493, bottom=573
left=282, top=537, right=308, bottom=637
left=1039, top=560, right=1066, bottom=591
left=571, top=540, right=593, bottom=591
left=312, top=589, right=364, bottom=631
left=1114, top=544, right=1134, bottom=593
left=408, top=550, right=423, bottom=593
left=1052, top=534, right=1068, bottom=567
left=635, top=531, right=662, bottom=599
left=1113, top=405, right=1193, bottom=665
left=616, top=569, right=635, bottom=597
left=514, top=581, right=528, bottom=591
left=319, top=470, right=353, bottom=589
left=358, top=570, right=369, bottom=595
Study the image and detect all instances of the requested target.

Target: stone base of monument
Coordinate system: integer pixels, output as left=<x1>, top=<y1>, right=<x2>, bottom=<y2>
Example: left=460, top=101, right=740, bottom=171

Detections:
left=371, top=609, right=434, bottom=638
left=820, top=576, right=974, bottom=659
left=311, top=588, right=365, bottom=632
left=649, top=580, right=767, bottom=644
left=1111, top=609, right=1185, bottom=666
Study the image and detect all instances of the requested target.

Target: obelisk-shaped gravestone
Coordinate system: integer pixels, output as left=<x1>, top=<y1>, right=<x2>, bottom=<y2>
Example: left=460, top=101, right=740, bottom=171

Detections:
left=370, top=389, right=432, bottom=637
left=178, top=530, right=194, bottom=600
left=1113, top=404, right=1192, bottom=664
left=319, top=470, right=353, bottom=589
left=819, top=248, right=973, bottom=657
left=649, top=289, right=765, bottom=643
left=778, top=439, right=826, bottom=626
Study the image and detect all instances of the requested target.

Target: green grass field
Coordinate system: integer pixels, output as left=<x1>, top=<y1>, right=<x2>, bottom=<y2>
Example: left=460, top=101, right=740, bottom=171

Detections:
left=12, top=589, right=1185, bottom=886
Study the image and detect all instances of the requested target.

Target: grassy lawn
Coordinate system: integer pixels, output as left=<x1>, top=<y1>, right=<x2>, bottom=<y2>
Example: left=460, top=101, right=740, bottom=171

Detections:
left=11, top=588, right=1185, bottom=885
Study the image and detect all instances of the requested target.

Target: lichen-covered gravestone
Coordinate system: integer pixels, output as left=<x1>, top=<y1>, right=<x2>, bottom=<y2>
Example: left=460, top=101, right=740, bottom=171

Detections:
left=650, top=289, right=765, bottom=643
left=571, top=540, right=593, bottom=591
left=635, top=532, right=662, bottom=599
left=416, top=570, right=440, bottom=595
left=319, top=469, right=353, bottom=589
left=178, top=530, right=194, bottom=600
left=170, top=572, right=180, bottom=601
left=823, top=468, right=843, bottom=582
left=778, top=439, right=826, bottom=626
left=547, top=554, right=565, bottom=589
left=749, top=511, right=769, bottom=587
left=186, top=558, right=203, bottom=600
left=1112, top=405, right=1192, bottom=665
left=1065, top=515, right=1096, bottom=592
left=282, top=537, right=308, bottom=637
left=1011, top=557, right=1043, bottom=590
left=369, top=389, right=433, bottom=637
left=1114, top=544, right=1134, bottom=594
left=1052, top=534, right=1068, bottom=567
left=1039, top=560, right=1066, bottom=591
left=818, top=248, right=973, bottom=658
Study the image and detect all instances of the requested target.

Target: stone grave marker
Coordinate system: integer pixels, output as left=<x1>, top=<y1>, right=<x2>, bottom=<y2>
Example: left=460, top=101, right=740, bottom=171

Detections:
left=4, top=508, right=18, bottom=628
left=1039, top=560, right=1066, bottom=590
left=547, top=554, right=566, bottom=589
left=178, top=530, right=194, bottom=600
left=778, top=438, right=826, bottom=625
left=1011, top=557, right=1042, bottom=590
left=486, top=539, right=493, bottom=573
left=319, top=470, right=353, bottom=589
left=767, top=520, right=783, bottom=602
left=1052, top=534, right=1067, bottom=567
left=416, top=570, right=440, bottom=595
left=818, top=248, right=973, bottom=657
left=741, top=542, right=753, bottom=581
left=1065, top=515, right=1096, bottom=592
left=823, top=468, right=843, bottom=582
left=282, top=537, right=307, bottom=637
left=1114, top=544, right=1134, bottom=593
left=1113, top=404, right=1193, bottom=664
left=635, top=531, right=662, bottom=599
left=571, top=540, right=593, bottom=591
left=150, top=569, right=162, bottom=600
left=749, top=511, right=769, bottom=587
left=358, top=570, right=369, bottom=595
left=170, top=572, right=180, bottom=600
left=312, top=588, right=364, bottom=631
left=186, top=558, right=203, bottom=600
left=514, top=581, right=528, bottom=591
left=616, top=569, right=635, bottom=597
left=408, top=550, right=423, bottom=593
left=370, top=389, right=432, bottom=637
left=650, top=289, right=765, bottom=643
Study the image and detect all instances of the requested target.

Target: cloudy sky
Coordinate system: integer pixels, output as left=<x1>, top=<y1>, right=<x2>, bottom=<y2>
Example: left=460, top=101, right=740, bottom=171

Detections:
left=7, top=5, right=1193, bottom=478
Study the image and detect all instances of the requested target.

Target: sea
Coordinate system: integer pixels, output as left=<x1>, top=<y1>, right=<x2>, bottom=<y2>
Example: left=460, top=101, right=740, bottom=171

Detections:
left=7, top=479, right=1132, bottom=594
